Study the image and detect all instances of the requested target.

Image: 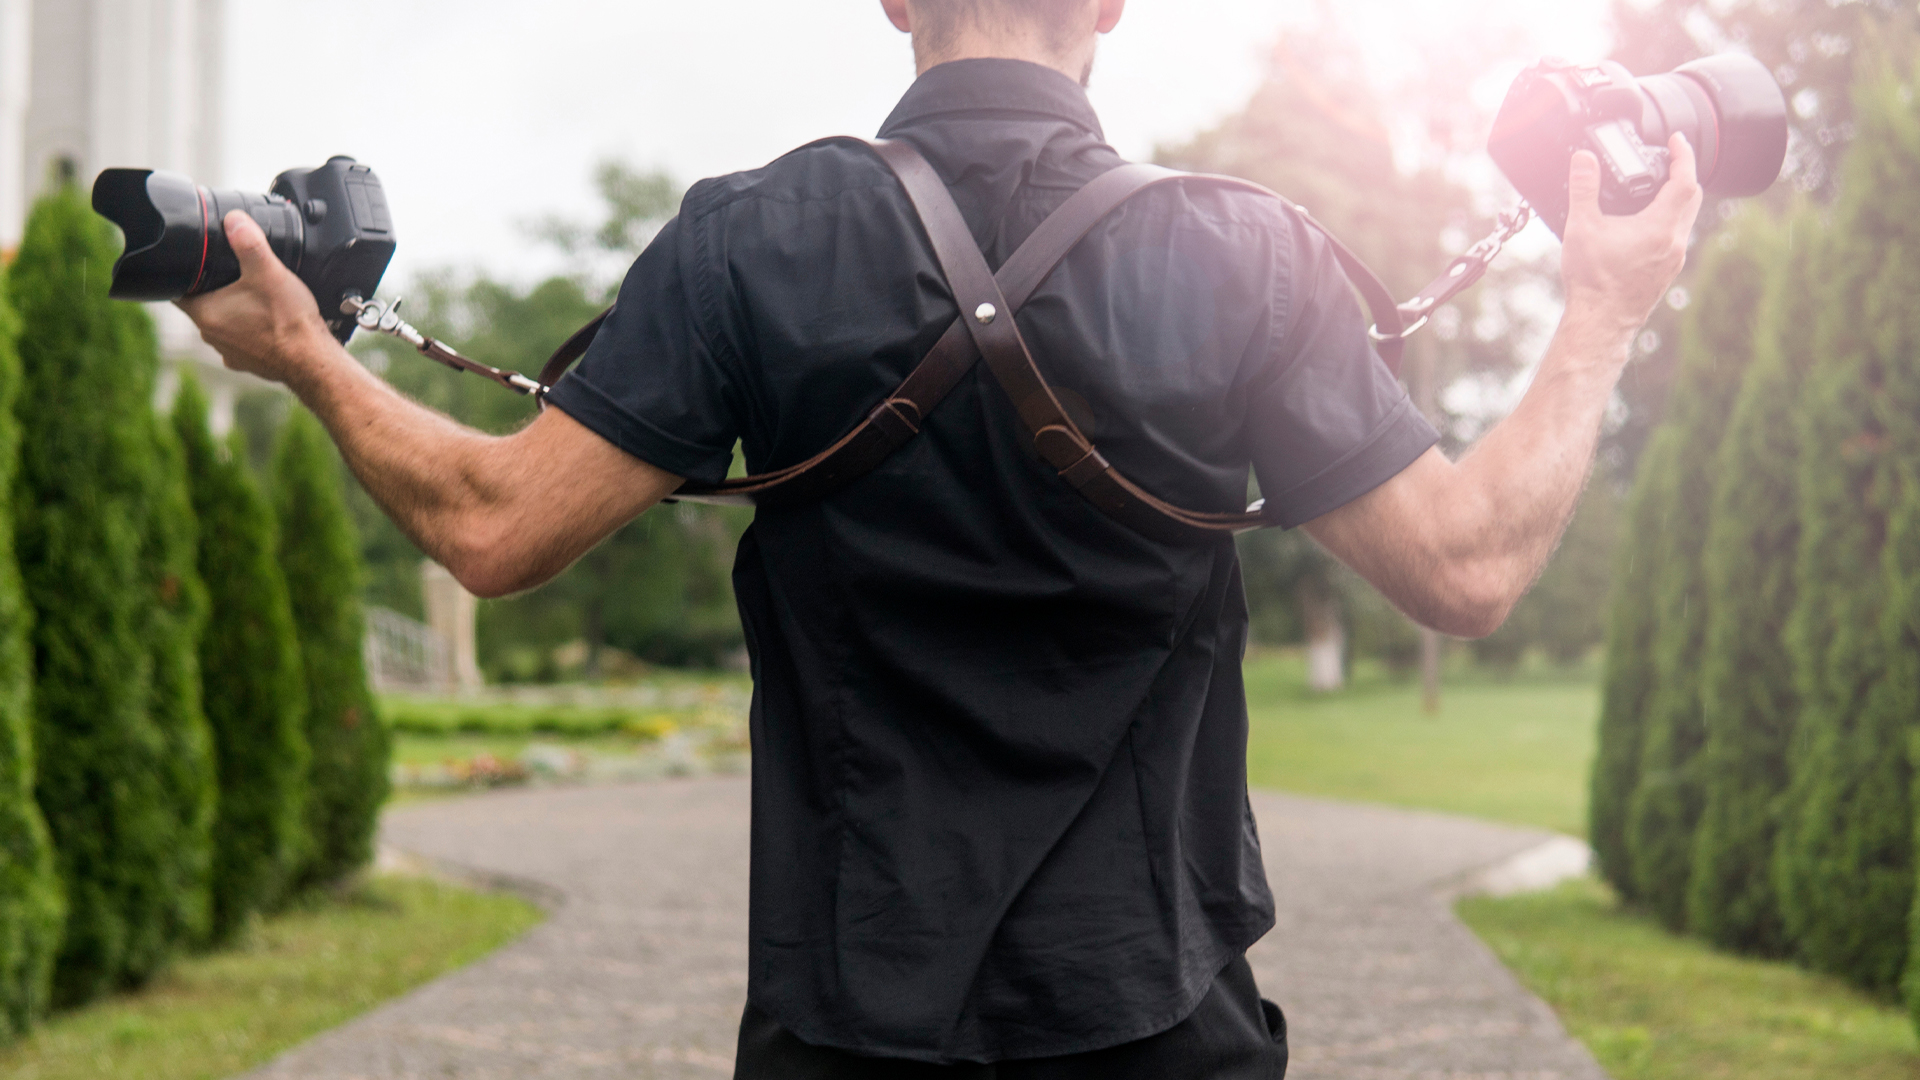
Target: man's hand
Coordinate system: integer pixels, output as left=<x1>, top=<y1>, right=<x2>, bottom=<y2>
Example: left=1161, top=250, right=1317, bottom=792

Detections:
left=1560, top=134, right=1704, bottom=345
left=177, top=210, right=340, bottom=388
left=1303, top=138, right=1704, bottom=637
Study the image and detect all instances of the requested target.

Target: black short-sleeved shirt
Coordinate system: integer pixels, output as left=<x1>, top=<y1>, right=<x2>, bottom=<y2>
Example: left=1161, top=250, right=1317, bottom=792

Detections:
left=546, top=58, right=1436, bottom=1064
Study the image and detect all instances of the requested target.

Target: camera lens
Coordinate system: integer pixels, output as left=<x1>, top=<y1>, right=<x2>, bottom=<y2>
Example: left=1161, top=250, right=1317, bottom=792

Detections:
left=1488, top=53, right=1788, bottom=236
left=1664, top=54, right=1790, bottom=196
left=91, top=169, right=305, bottom=302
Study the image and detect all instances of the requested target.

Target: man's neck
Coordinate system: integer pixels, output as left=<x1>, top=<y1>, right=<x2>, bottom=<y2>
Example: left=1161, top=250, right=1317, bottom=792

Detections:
left=913, top=36, right=1095, bottom=86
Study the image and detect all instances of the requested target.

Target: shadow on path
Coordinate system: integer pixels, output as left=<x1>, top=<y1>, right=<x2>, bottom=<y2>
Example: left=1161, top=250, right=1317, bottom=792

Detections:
left=244, top=779, right=1606, bottom=1079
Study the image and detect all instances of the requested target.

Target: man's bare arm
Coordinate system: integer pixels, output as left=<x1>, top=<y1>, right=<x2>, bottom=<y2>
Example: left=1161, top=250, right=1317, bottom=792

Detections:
left=178, top=213, right=682, bottom=598
left=1304, top=135, right=1704, bottom=638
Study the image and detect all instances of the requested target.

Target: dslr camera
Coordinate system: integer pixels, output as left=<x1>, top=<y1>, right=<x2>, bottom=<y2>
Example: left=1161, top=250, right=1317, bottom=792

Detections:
left=1488, top=53, right=1789, bottom=236
left=91, top=156, right=395, bottom=343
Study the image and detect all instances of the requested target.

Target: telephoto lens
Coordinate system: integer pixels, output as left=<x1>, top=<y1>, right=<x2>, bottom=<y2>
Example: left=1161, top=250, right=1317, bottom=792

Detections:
left=1488, top=53, right=1789, bottom=237
left=91, top=156, right=397, bottom=343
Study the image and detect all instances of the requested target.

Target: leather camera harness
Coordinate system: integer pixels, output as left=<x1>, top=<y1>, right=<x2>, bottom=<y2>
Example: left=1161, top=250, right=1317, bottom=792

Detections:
left=347, top=137, right=1530, bottom=545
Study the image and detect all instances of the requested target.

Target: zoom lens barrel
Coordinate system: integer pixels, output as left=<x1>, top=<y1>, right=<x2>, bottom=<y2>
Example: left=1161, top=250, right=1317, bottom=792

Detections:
left=91, top=169, right=305, bottom=302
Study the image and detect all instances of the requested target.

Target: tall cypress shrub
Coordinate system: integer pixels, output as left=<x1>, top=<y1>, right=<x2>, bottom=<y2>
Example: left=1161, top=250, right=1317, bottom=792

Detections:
left=275, top=409, right=388, bottom=886
left=130, top=320, right=218, bottom=953
left=174, top=379, right=309, bottom=940
left=1623, top=221, right=1771, bottom=932
left=9, top=185, right=175, bottom=1003
left=1593, top=430, right=1680, bottom=902
left=0, top=264, right=64, bottom=1033
left=1687, top=211, right=1818, bottom=957
left=1777, top=68, right=1920, bottom=994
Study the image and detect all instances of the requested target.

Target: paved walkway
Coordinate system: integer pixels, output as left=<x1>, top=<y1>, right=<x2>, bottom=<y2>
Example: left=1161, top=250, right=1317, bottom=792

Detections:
left=245, top=779, right=1607, bottom=1080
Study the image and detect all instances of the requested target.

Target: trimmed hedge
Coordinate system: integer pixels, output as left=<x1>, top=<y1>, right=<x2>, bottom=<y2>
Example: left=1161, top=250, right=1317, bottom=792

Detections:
left=1591, top=425, right=1678, bottom=903
left=138, top=351, right=217, bottom=953
left=1776, top=69, right=1919, bottom=994
left=0, top=246, right=63, bottom=1034
left=174, top=378, right=310, bottom=941
left=274, top=409, right=388, bottom=888
left=1622, top=221, right=1771, bottom=932
left=1687, top=211, right=1819, bottom=957
left=9, top=185, right=199, bottom=1004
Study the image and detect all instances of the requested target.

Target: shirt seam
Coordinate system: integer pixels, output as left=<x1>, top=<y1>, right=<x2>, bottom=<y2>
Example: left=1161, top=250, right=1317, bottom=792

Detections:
left=543, top=376, right=725, bottom=476
left=1267, top=396, right=1436, bottom=528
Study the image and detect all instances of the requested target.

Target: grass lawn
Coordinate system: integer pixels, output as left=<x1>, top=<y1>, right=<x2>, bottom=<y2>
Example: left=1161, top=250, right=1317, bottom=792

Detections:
left=1244, top=649, right=1920, bottom=1075
left=0, top=874, right=543, bottom=1080
left=1459, top=878, right=1919, bottom=1079
left=1242, top=650, right=1598, bottom=835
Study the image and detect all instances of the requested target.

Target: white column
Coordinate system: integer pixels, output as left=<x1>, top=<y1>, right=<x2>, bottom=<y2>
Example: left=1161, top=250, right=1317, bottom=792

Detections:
left=0, top=0, right=31, bottom=251
left=421, top=562, right=484, bottom=694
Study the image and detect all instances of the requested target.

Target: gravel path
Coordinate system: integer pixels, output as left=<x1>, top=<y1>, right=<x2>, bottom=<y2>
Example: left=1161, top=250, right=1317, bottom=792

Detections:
left=244, top=778, right=1606, bottom=1080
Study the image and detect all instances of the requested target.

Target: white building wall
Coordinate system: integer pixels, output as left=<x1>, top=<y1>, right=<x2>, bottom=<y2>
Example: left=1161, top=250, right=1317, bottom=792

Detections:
left=10, top=0, right=249, bottom=430
left=0, top=0, right=31, bottom=252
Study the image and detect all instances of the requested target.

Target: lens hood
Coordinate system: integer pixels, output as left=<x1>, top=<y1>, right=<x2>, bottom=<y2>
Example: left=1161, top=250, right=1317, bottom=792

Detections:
left=1675, top=54, right=1790, bottom=196
left=93, top=169, right=211, bottom=301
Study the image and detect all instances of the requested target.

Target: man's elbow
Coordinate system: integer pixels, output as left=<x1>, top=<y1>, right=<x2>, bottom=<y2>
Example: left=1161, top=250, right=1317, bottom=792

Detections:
left=438, top=521, right=540, bottom=600
left=1419, top=565, right=1519, bottom=640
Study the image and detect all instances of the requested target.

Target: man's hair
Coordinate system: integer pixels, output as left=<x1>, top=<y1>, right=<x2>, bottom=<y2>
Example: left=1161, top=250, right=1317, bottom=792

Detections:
left=910, top=0, right=1094, bottom=60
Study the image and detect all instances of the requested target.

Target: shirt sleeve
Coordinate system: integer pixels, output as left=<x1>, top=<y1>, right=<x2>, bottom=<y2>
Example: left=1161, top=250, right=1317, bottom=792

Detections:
left=541, top=211, right=741, bottom=484
left=1247, top=211, right=1439, bottom=529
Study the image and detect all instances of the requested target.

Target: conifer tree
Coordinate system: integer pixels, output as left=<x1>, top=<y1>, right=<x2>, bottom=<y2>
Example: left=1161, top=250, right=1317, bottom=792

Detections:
left=0, top=261, right=64, bottom=1033
left=129, top=317, right=217, bottom=953
left=1623, top=222, right=1771, bottom=931
left=1592, top=430, right=1680, bottom=901
left=8, top=185, right=176, bottom=1003
left=1777, top=68, right=1919, bottom=994
left=174, top=379, right=309, bottom=939
left=275, top=409, right=388, bottom=886
left=1687, top=211, right=1818, bottom=956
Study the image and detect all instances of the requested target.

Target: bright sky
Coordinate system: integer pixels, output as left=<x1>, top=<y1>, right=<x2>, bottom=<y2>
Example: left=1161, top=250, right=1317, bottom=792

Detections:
left=226, top=0, right=1613, bottom=286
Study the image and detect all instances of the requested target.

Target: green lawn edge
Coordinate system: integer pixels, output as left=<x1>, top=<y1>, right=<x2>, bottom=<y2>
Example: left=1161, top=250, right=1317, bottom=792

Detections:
left=0, top=873, right=543, bottom=1080
left=1458, top=878, right=1916, bottom=1080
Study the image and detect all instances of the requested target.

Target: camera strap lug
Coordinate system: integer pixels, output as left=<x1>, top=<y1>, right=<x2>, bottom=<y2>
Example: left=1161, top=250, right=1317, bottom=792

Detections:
left=1368, top=201, right=1533, bottom=345
left=341, top=294, right=549, bottom=398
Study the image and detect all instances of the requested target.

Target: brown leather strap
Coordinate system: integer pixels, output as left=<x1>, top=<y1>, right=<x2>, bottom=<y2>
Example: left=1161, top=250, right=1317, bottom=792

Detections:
left=535, top=136, right=1410, bottom=542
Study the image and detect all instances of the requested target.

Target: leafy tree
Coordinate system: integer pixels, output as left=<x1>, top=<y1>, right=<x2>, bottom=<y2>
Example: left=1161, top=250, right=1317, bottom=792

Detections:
left=1688, top=209, right=1818, bottom=957
left=1623, top=220, right=1771, bottom=932
left=1592, top=428, right=1681, bottom=902
left=1776, top=67, right=1918, bottom=994
left=174, top=378, right=309, bottom=939
left=0, top=258, right=63, bottom=1034
left=9, top=186, right=182, bottom=1003
left=275, top=409, right=388, bottom=885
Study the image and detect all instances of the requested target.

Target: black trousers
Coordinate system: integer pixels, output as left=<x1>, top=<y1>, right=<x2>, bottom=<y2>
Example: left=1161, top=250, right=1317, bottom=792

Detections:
left=732, top=956, right=1288, bottom=1079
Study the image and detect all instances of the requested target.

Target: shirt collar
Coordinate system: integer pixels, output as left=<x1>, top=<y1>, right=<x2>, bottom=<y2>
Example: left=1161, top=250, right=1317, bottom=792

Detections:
left=878, top=58, right=1106, bottom=141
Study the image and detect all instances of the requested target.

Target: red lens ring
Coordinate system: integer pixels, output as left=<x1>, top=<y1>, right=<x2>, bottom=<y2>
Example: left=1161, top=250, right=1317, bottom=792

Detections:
left=187, top=186, right=211, bottom=296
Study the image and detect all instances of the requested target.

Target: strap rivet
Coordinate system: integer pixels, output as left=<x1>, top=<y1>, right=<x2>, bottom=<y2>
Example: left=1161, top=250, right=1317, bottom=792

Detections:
left=974, top=303, right=998, bottom=325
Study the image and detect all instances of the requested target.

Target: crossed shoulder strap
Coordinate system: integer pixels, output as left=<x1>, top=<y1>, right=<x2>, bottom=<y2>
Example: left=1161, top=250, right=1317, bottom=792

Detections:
left=539, top=137, right=1407, bottom=545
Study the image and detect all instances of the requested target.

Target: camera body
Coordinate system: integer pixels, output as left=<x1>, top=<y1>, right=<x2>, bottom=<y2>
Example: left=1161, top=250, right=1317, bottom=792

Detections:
left=92, top=156, right=395, bottom=343
left=1488, top=55, right=1789, bottom=237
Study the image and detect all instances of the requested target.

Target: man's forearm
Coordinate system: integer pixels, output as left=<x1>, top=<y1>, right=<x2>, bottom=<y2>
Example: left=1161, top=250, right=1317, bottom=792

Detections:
left=282, top=340, right=523, bottom=580
left=1306, top=138, right=1698, bottom=637
left=1436, top=308, right=1637, bottom=624
left=176, top=210, right=682, bottom=597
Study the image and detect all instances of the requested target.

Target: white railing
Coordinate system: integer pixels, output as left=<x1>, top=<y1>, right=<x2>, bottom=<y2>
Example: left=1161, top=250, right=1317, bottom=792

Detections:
left=364, top=605, right=453, bottom=693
